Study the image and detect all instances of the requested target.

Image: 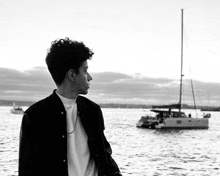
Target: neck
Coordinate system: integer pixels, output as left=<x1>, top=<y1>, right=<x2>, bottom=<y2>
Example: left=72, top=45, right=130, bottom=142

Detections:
left=56, top=86, right=78, bottom=99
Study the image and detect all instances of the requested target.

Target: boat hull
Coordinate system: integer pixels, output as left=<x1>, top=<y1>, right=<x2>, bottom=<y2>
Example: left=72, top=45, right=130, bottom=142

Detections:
left=155, top=118, right=209, bottom=129
left=11, top=109, right=24, bottom=114
left=137, top=117, right=209, bottom=129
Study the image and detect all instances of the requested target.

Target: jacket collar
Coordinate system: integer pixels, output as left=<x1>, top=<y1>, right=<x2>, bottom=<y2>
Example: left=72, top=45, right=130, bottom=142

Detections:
left=50, top=90, right=86, bottom=117
left=49, top=90, right=66, bottom=112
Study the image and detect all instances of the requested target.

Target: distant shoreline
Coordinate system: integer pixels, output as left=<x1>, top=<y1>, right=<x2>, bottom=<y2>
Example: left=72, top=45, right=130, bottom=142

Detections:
left=1, top=99, right=219, bottom=110
left=0, top=100, right=35, bottom=107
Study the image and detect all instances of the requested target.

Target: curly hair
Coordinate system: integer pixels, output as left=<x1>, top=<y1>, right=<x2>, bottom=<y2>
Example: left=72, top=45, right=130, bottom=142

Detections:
left=45, top=37, right=94, bottom=85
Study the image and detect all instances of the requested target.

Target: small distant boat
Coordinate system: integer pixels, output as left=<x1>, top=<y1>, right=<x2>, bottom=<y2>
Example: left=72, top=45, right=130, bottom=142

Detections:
left=11, top=103, right=24, bottom=114
left=203, top=113, right=211, bottom=118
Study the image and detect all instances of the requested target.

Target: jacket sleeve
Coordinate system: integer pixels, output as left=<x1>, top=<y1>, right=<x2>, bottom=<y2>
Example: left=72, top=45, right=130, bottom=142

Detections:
left=97, top=108, right=122, bottom=176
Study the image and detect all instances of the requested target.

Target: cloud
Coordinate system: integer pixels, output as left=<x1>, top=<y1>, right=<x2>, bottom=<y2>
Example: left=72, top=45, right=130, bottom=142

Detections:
left=89, top=72, right=179, bottom=104
left=0, top=67, right=55, bottom=101
left=0, top=67, right=219, bottom=106
left=86, top=72, right=220, bottom=106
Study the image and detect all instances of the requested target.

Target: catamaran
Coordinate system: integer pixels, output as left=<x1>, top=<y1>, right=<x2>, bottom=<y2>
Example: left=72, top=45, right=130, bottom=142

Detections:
left=136, top=9, right=209, bottom=129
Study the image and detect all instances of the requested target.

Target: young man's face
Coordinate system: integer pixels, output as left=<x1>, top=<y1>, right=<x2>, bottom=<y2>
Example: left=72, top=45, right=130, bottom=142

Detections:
left=74, top=60, right=92, bottom=95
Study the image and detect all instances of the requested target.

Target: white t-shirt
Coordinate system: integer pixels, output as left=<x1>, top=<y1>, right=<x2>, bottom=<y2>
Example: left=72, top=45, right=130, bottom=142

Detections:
left=56, top=93, right=98, bottom=176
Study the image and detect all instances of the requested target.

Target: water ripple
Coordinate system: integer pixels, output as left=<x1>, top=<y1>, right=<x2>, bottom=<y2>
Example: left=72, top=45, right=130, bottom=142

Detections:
left=1, top=107, right=220, bottom=175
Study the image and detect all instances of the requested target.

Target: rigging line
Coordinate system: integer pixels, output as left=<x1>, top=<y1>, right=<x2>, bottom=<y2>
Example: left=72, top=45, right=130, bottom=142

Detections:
left=189, top=67, right=197, bottom=117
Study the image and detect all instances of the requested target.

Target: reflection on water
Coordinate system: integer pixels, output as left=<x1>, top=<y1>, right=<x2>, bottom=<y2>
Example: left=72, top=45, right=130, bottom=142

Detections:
left=0, top=107, right=21, bottom=176
left=1, top=107, right=220, bottom=175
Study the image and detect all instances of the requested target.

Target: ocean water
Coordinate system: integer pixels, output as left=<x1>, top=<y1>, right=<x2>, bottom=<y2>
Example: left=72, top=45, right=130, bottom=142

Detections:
left=0, top=106, right=220, bottom=176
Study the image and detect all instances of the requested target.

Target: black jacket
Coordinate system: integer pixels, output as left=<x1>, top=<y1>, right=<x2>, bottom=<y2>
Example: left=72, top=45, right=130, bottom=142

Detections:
left=19, top=90, right=122, bottom=176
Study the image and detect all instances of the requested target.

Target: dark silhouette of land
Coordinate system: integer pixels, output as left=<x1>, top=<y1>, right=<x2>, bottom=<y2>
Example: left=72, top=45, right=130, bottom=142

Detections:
left=0, top=99, right=219, bottom=111
left=0, top=100, right=35, bottom=107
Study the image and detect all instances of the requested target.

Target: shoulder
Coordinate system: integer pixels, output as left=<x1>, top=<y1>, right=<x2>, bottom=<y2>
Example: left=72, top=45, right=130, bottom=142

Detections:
left=77, top=95, right=100, bottom=110
left=24, top=98, right=48, bottom=120
left=25, top=91, right=64, bottom=116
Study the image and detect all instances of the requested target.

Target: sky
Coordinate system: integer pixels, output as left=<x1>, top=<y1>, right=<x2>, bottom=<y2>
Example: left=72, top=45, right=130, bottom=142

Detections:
left=0, top=0, right=220, bottom=106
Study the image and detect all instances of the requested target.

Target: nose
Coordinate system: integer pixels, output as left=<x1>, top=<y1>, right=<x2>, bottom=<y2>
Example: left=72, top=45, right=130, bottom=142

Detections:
left=87, top=73, right=92, bottom=81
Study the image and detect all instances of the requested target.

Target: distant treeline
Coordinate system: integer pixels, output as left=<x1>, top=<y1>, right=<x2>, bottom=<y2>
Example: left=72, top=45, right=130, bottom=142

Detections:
left=0, top=100, right=35, bottom=107
left=100, top=103, right=220, bottom=110
left=0, top=99, right=219, bottom=110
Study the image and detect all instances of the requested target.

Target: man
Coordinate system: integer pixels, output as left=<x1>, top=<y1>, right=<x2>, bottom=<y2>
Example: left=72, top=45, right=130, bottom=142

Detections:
left=19, top=38, right=122, bottom=176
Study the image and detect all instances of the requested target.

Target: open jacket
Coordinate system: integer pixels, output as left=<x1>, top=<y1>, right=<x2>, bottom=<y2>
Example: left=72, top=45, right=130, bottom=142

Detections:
left=19, top=90, right=122, bottom=176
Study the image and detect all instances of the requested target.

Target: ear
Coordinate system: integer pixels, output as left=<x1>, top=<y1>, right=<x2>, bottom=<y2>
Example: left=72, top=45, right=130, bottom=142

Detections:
left=67, top=69, right=76, bottom=81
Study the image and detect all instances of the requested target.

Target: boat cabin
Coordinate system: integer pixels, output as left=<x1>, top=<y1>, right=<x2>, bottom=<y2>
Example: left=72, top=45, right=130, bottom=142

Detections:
left=151, top=109, right=188, bottom=119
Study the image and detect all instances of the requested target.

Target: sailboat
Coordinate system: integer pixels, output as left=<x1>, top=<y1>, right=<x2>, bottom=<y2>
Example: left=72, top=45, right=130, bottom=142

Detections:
left=136, top=9, right=209, bottom=129
left=10, top=102, right=24, bottom=115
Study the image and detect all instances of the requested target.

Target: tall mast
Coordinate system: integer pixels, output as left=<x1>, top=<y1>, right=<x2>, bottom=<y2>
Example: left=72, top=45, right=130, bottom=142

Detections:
left=179, top=9, right=184, bottom=112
